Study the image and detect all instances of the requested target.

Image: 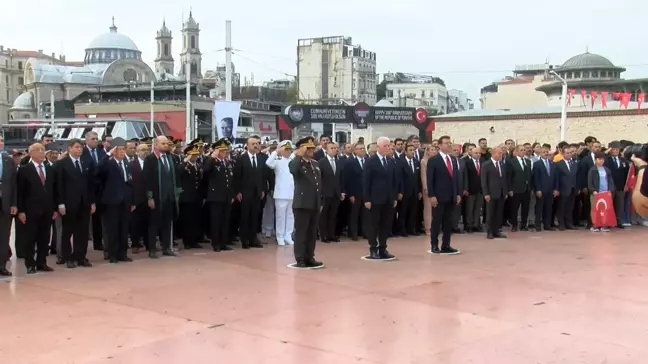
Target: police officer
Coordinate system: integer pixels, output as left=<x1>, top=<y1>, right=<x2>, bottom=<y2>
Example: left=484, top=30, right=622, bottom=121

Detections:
left=204, top=138, right=235, bottom=252
left=289, top=137, right=323, bottom=268
left=177, top=144, right=204, bottom=249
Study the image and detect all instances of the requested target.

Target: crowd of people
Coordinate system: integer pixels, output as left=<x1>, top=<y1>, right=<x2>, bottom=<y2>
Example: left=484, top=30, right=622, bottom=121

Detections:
left=0, top=131, right=642, bottom=276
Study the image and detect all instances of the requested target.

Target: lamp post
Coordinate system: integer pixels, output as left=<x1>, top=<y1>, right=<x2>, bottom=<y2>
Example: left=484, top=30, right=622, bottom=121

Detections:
left=551, top=70, right=568, bottom=141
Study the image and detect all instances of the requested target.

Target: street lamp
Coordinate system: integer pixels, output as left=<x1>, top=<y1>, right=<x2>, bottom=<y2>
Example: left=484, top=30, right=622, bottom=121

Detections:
left=550, top=70, right=568, bottom=141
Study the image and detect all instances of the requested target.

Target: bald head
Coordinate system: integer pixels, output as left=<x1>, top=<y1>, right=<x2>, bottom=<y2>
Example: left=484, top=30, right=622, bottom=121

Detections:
left=470, top=147, right=482, bottom=159
left=155, top=136, right=170, bottom=152
left=491, top=146, right=503, bottom=161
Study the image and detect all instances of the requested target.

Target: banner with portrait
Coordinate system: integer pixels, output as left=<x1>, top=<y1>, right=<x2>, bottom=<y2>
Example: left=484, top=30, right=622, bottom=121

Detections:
left=213, top=101, right=241, bottom=141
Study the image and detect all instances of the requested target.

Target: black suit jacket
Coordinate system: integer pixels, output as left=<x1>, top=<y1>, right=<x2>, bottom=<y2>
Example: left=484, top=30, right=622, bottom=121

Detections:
left=204, top=157, right=234, bottom=202
left=604, top=155, right=629, bottom=192
left=233, top=153, right=266, bottom=197
left=363, top=154, right=399, bottom=205
left=397, top=157, right=421, bottom=198
left=129, top=158, right=147, bottom=206
left=556, top=159, right=578, bottom=196
left=319, top=156, right=344, bottom=198
left=17, top=162, right=55, bottom=217
left=426, top=153, right=460, bottom=203
left=532, top=159, right=558, bottom=193
left=506, top=157, right=532, bottom=194
left=0, top=153, right=17, bottom=212
left=343, top=156, right=366, bottom=200
left=577, top=153, right=596, bottom=189
left=96, top=156, right=133, bottom=206
left=464, top=157, right=483, bottom=195
left=481, top=159, right=507, bottom=199
left=56, top=156, right=95, bottom=211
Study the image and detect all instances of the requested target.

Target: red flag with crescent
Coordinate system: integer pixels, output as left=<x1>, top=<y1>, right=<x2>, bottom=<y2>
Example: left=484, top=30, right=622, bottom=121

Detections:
left=567, top=89, right=576, bottom=106
left=580, top=89, right=587, bottom=106
left=591, top=191, right=617, bottom=228
left=621, top=92, right=632, bottom=109
left=638, top=93, right=645, bottom=110
left=600, top=91, right=608, bottom=108
left=590, top=90, right=598, bottom=109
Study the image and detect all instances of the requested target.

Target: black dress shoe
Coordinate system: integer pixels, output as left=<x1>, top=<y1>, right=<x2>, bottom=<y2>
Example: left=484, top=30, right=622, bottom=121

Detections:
left=379, top=250, right=395, bottom=259
left=511, top=227, right=518, bottom=232
left=331, top=237, right=340, bottom=242
left=148, top=251, right=159, bottom=259
left=77, top=259, right=93, bottom=267
left=37, top=265, right=54, bottom=272
left=0, top=268, right=12, bottom=277
left=66, top=261, right=77, bottom=269
left=440, top=246, right=459, bottom=255
left=431, top=246, right=441, bottom=254
left=249, top=242, right=263, bottom=248
left=494, top=233, right=507, bottom=239
left=295, top=261, right=307, bottom=268
left=544, top=226, right=555, bottom=231
left=162, top=249, right=177, bottom=257
left=118, top=257, right=133, bottom=262
left=306, top=259, right=323, bottom=267
left=368, top=250, right=381, bottom=259
left=26, top=266, right=37, bottom=274
left=56, top=258, right=65, bottom=265
left=520, top=226, right=529, bottom=231
left=487, top=233, right=495, bottom=239
left=321, top=238, right=330, bottom=243
left=109, top=258, right=119, bottom=264
left=220, top=245, right=233, bottom=251
left=535, top=228, right=542, bottom=232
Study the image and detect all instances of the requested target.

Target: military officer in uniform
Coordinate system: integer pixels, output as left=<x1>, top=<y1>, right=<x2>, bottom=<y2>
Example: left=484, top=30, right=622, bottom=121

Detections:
left=204, top=138, right=235, bottom=252
left=177, top=144, right=204, bottom=249
left=289, top=137, right=323, bottom=268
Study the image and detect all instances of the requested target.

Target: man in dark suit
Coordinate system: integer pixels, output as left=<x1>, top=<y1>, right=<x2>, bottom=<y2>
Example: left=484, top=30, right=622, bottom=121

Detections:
left=313, top=135, right=330, bottom=161
left=481, top=146, right=507, bottom=239
left=318, top=142, right=344, bottom=242
left=96, top=143, right=134, bottom=263
left=176, top=144, right=204, bottom=249
left=233, top=136, right=266, bottom=249
left=507, top=145, right=533, bottom=231
left=344, top=142, right=367, bottom=241
left=17, top=143, right=56, bottom=274
left=57, top=138, right=96, bottom=268
left=363, top=136, right=399, bottom=260
left=451, top=146, right=468, bottom=234
left=396, top=144, right=422, bottom=236
left=129, top=143, right=149, bottom=253
left=605, top=141, right=629, bottom=228
left=532, top=147, right=558, bottom=231
left=204, top=138, right=235, bottom=252
left=577, top=140, right=600, bottom=228
left=143, top=136, right=179, bottom=258
left=556, top=146, right=579, bottom=230
left=427, top=135, right=461, bottom=254
left=80, top=131, right=106, bottom=252
left=0, top=135, right=17, bottom=276
left=290, top=137, right=323, bottom=268
left=464, top=147, right=483, bottom=233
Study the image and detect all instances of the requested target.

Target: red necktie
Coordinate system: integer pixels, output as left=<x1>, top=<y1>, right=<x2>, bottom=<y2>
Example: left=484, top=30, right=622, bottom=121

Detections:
left=475, top=160, right=480, bottom=175
left=445, top=156, right=453, bottom=177
left=38, top=164, right=45, bottom=185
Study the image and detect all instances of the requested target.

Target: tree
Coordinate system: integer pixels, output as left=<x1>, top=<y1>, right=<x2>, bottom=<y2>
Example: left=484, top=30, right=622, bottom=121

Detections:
left=286, top=82, right=298, bottom=103
left=376, top=80, right=388, bottom=101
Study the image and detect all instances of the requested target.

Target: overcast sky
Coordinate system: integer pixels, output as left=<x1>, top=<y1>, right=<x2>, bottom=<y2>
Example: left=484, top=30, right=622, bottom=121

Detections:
left=2, top=0, right=645, bottom=104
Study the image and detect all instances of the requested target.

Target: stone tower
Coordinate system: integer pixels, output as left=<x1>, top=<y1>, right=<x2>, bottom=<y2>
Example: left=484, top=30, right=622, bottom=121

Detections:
left=179, top=10, right=202, bottom=80
left=154, top=19, right=174, bottom=75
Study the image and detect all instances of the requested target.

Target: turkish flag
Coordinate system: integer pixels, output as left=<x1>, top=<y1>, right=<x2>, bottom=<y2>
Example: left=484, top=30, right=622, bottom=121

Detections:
left=590, top=90, right=598, bottom=108
left=638, top=93, right=646, bottom=110
left=601, top=91, right=608, bottom=108
left=620, top=92, right=632, bottom=109
left=612, top=92, right=621, bottom=100
left=591, top=192, right=617, bottom=228
left=627, top=164, right=637, bottom=191
left=567, top=89, right=576, bottom=106
left=580, top=89, right=587, bottom=106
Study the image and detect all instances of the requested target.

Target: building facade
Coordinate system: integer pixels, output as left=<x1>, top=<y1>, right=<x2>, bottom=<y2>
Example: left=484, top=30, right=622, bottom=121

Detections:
left=383, top=73, right=448, bottom=114
left=297, top=36, right=377, bottom=105
left=178, top=11, right=202, bottom=81
left=154, top=20, right=175, bottom=76
left=447, top=89, right=474, bottom=113
left=203, top=63, right=241, bottom=99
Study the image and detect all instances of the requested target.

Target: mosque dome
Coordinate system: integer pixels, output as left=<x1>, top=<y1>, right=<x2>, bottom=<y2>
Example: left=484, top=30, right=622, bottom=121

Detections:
left=558, top=52, right=624, bottom=71
left=12, top=91, right=35, bottom=110
left=84, top=17, right=142, bottom=65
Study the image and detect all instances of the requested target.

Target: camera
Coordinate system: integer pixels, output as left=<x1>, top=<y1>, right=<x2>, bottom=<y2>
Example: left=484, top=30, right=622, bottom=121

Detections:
left=623, top=144, right=648, bottom=160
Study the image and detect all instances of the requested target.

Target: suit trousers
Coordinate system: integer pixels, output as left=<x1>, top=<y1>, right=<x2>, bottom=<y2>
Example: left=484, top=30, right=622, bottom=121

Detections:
left=148, top=199, right=174, bottom=252
left=129, top=203, right=149, bottom=249
left=179, top=200, right=202, bottom=248
left=91, top=205, right=104, bottom=250
left=510, top=191, right=531, bottom=228
left=431, top=200, right=455, bottom=248
left=528, top=191, right=536, bottom=225
left=52, top=215, right=63, bottom=259
left=104, top=203, right=130, bottom=259
left=23, top=211, right=52, bottom=268
left=613, top=190, right=625, bottom=226
left=293, top=208, right=318, bottom=262
left=319, top=197, right=340, bottom=239
left=398, top=194, right=419, bottom=234
left=367, top=203, right=394, bottom=250
left=348, top=199, right=366, bottom=239
left=262, top=194, right=275, bottom=236
left=451, top=198, right=463, bottom=230
left=274, top=198, right=294, bottom=243
left=14, top=216, right=27, bottom=258
left=61, top=206, right=91, bottom=263
left=534, top=193, right=554, bottom=229
left=239, top=194, right=261, bottom=246
left=485, top=197, right=505, bottom=234
left=210, top=201, right=232, bottom=249
left=465, top=194, right=483, bottom=229
left=0, top=210, right=12, bottom=268
left=557, top=193, right=576, bottom=228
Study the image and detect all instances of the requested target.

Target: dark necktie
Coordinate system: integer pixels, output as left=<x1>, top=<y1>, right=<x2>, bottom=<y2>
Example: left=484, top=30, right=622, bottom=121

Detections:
left=75, top=160, right=82, bottom=173
left=409, top=159, right=414, bottom=173
left=252, top=155, right=257, bottom=168
left=381, top=157, right=386, bottom=168
left=118, top=161, right=126, bottom=181
left=38, top=164, right=45, bottom=185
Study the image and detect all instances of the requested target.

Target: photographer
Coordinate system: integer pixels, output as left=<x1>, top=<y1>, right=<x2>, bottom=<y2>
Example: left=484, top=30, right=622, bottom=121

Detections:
left=629, top=148, right=648, bottom=216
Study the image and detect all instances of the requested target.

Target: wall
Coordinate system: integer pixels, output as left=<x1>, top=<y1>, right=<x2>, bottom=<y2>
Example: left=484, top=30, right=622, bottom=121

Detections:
left=480, top=75, right=551, bottom=110
left=433, top=113, right=648, bottom=145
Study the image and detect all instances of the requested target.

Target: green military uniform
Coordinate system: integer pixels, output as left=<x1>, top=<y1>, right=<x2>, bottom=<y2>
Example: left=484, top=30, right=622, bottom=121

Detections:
left=204, top=138, right=235, bottom=251
left=290, top=137, right=323, bottom=268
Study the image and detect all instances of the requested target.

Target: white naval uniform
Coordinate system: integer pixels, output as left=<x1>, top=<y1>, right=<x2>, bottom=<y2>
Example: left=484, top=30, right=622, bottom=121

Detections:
left=265, top=151, right=295, bottom=245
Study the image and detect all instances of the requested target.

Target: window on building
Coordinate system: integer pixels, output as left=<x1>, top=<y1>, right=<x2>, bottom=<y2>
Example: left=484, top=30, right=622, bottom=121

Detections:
left=164, top=44, right=169, bottom=56
left=352, top=79, right=356, bottom=89
left=18, top=61, right=22, bottom=70
left=574, top=71, right=581, bottom=78
left=421, top=90, right=425, bottom=98
left=4, top=60, right=7, bottom=67
left=18, top=77, right=23, bottom=85
left=191, top=35, right=196, bottom=49
left=5, top=90, right=8, bottom=101
left=567, top=72, right=572, bottom=79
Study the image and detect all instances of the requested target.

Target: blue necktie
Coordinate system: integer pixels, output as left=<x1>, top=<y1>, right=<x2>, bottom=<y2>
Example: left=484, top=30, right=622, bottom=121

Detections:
left=545, top=159, right=550, bottom=175
left=92, top=149, right=97, bottom=163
